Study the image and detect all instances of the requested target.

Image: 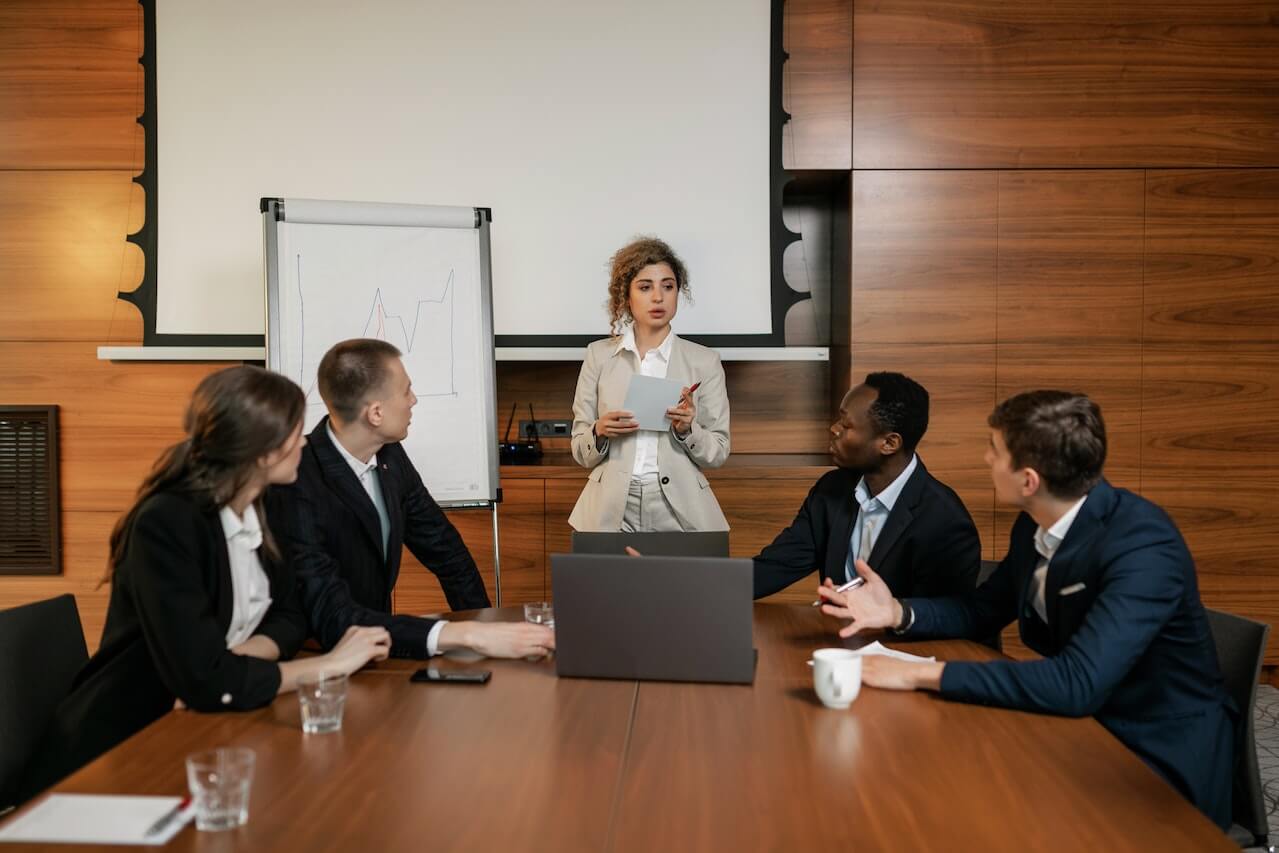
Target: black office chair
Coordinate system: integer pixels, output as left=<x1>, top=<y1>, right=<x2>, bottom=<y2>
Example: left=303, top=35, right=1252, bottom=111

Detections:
left=1205, top=608, right=1271, bottom=850
left=0, top=595, right=89, bottom=811
left=976, top=559, right=1002, bottom=652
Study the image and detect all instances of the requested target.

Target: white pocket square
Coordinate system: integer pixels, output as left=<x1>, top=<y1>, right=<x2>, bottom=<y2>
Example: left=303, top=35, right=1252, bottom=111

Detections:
left=1059, top=582, right=1087, bottom=596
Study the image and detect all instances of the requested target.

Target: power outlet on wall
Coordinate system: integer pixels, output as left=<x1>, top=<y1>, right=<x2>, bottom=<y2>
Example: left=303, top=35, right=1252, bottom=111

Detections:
left=518, top=419, right=571, bottom=438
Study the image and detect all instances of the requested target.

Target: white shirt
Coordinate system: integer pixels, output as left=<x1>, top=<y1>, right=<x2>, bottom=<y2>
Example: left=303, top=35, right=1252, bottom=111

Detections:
left=219, top=504, right=273, bottom=649
left=1030, top=495, right=1088, bottom=623
left=327, top=422, right=447, bottom=656
left=844, top=455, right=918, bottom=582
left=615, top=326, right=677, bottom=478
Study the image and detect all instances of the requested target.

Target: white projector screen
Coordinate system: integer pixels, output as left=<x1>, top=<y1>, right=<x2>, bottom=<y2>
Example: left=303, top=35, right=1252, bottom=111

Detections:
left=155, top=0, right=773, bottom=340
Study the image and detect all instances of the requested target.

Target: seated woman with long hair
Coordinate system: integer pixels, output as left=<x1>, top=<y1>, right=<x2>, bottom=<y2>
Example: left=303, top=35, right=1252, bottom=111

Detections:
left=17, top=366, right=390, bottom=801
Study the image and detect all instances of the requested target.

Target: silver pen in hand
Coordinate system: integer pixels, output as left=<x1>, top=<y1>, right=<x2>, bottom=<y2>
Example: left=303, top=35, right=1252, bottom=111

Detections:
left=811, top=576, right=865, bottom=607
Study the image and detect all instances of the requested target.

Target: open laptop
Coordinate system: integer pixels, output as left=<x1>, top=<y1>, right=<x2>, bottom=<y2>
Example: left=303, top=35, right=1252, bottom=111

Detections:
left=551, top=553, right=755, bottom=684
left=570, top=530, right=730, bottom=558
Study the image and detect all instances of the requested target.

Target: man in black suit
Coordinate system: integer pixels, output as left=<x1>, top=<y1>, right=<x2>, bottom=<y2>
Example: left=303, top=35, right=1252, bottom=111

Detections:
left=820, top=390, right=1233, bottom=827
left=269, top=339, right=554, bottom=660
left=753, top=372, right=981, bottom=600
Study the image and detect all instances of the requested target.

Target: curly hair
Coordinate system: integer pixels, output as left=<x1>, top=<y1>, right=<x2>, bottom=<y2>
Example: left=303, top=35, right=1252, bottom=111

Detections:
left=605, top=237, right=691, bottom=335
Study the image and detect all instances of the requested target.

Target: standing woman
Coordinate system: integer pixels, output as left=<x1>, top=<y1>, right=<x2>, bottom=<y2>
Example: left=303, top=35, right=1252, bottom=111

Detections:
left=569, top=237, right=730, bottom=532
left=17, top=366, right=391, bottom=801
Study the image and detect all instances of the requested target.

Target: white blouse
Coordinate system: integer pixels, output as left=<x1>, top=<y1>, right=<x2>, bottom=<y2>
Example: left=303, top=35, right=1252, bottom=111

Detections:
left=218, top=504, right=273, bottom=649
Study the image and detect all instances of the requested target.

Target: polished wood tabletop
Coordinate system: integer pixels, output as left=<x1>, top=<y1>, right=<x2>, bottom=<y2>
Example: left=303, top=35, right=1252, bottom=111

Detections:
left=3, top=605, right=1233, bottom=852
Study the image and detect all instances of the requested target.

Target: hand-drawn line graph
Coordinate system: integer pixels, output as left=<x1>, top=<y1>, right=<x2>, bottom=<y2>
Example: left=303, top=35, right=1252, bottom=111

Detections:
left=295, top=252, right=458, bottom=403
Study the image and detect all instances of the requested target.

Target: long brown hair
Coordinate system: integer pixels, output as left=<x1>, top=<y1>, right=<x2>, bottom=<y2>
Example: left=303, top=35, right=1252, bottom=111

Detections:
left=105, top=365, right=306, bottom=581
left=605, top=237, right=691, bottom=335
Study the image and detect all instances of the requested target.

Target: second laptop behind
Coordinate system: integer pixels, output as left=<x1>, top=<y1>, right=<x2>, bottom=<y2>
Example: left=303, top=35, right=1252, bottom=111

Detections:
left=570, top=530, right=729, bottom=558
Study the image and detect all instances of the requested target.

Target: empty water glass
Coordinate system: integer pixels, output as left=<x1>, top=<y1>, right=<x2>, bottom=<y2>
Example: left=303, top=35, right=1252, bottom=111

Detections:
left=523, top=601, right=554, bottom=628
left=185, top=747, right=255, bottom=831
left=298, top=671, right=348, bottom=734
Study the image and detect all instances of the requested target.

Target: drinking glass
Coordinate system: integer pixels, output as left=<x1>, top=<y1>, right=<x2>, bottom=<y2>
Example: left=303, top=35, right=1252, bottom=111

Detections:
left=298, top=671, right=349, bottom=734
left=185, top=747, right=255, bottom=831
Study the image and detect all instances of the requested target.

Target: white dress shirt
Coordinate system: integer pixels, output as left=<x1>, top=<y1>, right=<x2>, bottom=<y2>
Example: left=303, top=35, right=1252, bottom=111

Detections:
left=844, top=455, right=918, bottom=583
left=327, top=422, right=447, bottom=656
left=614, top=326, right=677, bottom=478
left=1030, top=495, right=1088, bottom=623
left=219, top=504, right=273, bottom=649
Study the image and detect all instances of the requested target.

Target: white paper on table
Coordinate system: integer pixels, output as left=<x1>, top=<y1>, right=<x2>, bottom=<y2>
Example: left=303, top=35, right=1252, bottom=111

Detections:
left=621, top=374, right=686, bottom=431
left=0, top=794, right=193, bottom=846
left=852, top=641, right=937, bottom=664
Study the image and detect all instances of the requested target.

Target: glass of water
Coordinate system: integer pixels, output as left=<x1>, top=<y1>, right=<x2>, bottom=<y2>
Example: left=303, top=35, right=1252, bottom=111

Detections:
left=185, top=747, right=255, bottom=831
left=523, top=601, right=554, bottom=628
left=297, top=671, right=348, bottom=734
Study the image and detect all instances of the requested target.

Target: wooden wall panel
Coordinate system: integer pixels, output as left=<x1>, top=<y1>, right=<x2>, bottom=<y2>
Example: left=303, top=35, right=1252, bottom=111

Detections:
left=0, top=0, right=141, bottom=170
left=0, top=172, right=144, bottom=342
left=851, top=171, right=997, bottom=346
left=393, top=480, right=547, bottom=615
left=1144, top=170, right=1279, bottom=351
left=783, top=0, right=852, bottom=169
left=853, top=0, right=1279, bottom=168
left=1141, top=170, right=1279, bottom=654
left=851, top=171, right=999, bottom=558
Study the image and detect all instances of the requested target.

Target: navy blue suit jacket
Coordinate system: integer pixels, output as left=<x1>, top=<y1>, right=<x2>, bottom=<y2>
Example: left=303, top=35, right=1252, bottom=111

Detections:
left=267, top=419, right=491, bottom=659
left=753, top=459, right=980, bottom=600
left=905, top=480, right=1233, bottom=827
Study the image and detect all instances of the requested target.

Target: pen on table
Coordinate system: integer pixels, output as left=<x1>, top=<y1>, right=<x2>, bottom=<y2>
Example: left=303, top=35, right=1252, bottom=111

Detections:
left=144, top=795, right=193, bottom=837
left=811, top=576, right=865, bottom=607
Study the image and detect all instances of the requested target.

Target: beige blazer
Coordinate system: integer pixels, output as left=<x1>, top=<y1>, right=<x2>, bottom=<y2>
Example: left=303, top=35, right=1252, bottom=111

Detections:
left=568, top=334, right=730, bottom=531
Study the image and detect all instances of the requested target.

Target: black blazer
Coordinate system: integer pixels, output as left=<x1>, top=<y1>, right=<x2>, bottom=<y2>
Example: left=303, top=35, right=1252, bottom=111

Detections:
left=267, top=419, right=491, bottom=659
left=752, top=459, right=981, bottom=600
left=19, top=491, right=306, bottom=801
left=909, top=480, right=1234, bottom=827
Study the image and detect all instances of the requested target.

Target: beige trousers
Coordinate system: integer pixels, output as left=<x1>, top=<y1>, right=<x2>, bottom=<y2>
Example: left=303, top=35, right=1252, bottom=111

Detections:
left=620, top=475, right=685, bottom=533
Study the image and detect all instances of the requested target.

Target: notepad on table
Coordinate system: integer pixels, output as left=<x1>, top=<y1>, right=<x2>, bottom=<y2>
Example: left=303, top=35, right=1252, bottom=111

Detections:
left=621, top=374, right=687, bottom=431
left=0, top=794, right=192, bottom=846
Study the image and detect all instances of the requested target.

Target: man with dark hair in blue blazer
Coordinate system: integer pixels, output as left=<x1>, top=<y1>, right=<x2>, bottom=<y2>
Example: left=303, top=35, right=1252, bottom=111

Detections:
left=753, top=371, right=981, bottom=600
left=818, top=390, right=1234, bottom=828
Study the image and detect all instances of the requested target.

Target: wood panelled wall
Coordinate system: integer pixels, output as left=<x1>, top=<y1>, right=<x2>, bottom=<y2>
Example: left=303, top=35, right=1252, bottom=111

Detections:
left=2, top=0, right=1276, bottom=663
left=850, top=0, right=1279, bottom=660
left=0, top=0, right=839, bottom=649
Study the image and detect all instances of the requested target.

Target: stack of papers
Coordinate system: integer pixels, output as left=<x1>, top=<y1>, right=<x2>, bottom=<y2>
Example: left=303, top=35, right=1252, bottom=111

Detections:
left=0, top=794, right=192, bottom=846
left=621, top=374, right=687, bottom=430
left=852, top=641, right=937, bottom=664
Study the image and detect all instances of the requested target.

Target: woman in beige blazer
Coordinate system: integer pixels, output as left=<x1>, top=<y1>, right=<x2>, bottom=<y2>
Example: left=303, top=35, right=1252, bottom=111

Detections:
left=568, top=237, right=730, bottom=532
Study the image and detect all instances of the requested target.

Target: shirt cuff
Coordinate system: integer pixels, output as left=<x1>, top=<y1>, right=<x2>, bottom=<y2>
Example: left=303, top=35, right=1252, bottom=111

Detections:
left=671, top=425, right=690, bottom=443
left=426, top=619, right=449, bottom=656
left=595, top=434, right=610, bottom=454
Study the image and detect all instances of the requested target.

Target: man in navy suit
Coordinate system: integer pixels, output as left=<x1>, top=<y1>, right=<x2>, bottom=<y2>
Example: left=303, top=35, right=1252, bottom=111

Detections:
left=818, top=390, right=1234, bottom=828
left=269, top=338, right=554, bottom=661
left=753, top=372, right=981, bottom=600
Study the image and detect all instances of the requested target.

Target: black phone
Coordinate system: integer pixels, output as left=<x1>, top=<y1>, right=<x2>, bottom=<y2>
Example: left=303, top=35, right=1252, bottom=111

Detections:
left=410, top=667, right=491, bottom=684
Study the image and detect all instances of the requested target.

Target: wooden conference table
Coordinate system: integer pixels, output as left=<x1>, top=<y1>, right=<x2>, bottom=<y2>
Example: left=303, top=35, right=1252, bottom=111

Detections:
left=6, top=605, right=1232, bottom=852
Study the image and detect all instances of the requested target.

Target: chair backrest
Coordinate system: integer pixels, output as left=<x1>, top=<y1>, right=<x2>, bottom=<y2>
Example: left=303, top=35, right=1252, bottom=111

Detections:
left=975, top=560, right=1002, bottom=652
left=1205, top=607, right=1270, bottom=845
left=977, top=559, right=1000, bottom=586
left=0, top=595, right=89, bottom=807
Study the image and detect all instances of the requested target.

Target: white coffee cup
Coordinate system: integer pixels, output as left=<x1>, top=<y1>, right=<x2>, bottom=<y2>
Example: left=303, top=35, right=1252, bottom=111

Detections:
left=810, top=648, right=862, bottom=709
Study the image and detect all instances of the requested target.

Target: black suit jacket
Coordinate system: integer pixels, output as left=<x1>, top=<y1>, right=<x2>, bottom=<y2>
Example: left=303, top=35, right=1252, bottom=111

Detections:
left=267, top=419, right=491, bottom=659
left=909, top=480, right=1234, bottom=827
left=19, top=491, right=306, bottom=801
left=753, top=459, right=981, bottom=599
